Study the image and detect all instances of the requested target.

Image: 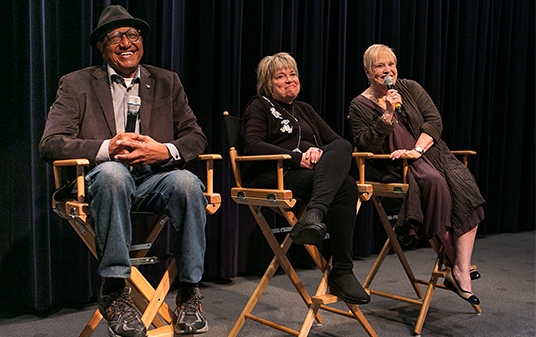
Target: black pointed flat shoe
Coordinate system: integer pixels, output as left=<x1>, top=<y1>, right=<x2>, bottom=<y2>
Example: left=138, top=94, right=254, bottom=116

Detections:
left=289, top=211, right=327, bottom=245
left=444, top=271, right=480, bottom=305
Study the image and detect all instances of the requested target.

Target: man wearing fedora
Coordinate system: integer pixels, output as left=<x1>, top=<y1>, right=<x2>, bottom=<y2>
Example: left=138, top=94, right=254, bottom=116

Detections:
left=40, top=5, right=210, bottom=336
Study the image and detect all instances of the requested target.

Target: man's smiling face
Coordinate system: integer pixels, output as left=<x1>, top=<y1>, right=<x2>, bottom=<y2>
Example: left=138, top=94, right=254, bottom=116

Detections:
left=97, top=27, right=144, bottom=78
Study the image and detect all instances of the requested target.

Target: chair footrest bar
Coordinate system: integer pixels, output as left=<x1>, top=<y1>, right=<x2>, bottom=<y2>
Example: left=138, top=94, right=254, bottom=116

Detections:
left=244, top=313, right=299, bottom=336
left=413, top=280, right=448, bottom=291
left=312, top=294, right=338, bottom=305
left=367, top=289, right=423, bottom=306
left=318, top=304, right=357, bottom=319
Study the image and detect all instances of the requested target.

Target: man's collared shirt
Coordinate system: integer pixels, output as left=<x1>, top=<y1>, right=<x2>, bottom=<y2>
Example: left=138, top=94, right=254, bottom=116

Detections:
left=95, top=64, right=181, bottom=164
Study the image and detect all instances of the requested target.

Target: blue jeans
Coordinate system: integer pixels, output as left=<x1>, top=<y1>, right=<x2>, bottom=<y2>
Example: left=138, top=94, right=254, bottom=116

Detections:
left=86, top=161, right=207, bottom=284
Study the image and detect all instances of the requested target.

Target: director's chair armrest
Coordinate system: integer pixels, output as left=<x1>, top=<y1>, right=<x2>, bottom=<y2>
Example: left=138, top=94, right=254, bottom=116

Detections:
left=352, top=150, right=476, bottom=185
left=235, top=154, right=293, bottom=161
left=230, top=153, right=295, bottom=207
left=53, top=159, right=90, bottom=202
left=352, top=152, right=413, bottom=184
left=52, top=154, right=224, bottom=211
left=194, top=154, right=222, bottom=214
left=53, top=158, right=91, bottom=166
left=235, top=154, right=292, bottom=190
left=451, top=150, right=477, bottom=167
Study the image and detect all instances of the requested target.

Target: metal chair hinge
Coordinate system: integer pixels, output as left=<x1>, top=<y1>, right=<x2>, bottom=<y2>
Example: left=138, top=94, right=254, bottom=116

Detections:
left=237, top=191, right=246, bottom=202
left=393, top=186, right=404, bottom=196
left=266, top=194, right=277, bottom=204
left=69, top=207, right=78, bottom=218
left=130, top=256, right=159, bottom=266
left=130, top=243, right=152, bottom=252
left=272, top=226, right=293, bottom=234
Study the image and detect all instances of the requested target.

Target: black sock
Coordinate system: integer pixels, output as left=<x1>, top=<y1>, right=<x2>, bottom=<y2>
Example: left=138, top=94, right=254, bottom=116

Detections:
left=331, top=267, right=353, bottom=277
left=178, top=282, right=198, bottom=289
left=102, top=278, right=126, bottom=295
left=178, top=282, right=199, bottom=300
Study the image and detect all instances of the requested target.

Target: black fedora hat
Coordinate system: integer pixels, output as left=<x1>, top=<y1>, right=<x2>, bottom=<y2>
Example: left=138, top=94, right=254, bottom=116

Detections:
left=89, top=5, right=150, bottom=47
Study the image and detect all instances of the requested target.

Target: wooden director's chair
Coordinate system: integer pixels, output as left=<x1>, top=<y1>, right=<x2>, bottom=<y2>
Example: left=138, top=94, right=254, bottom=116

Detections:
left=51, top=154, right=221, bottom=337
left=352, top=150, right=482, bottom=336
left=223, top=111, right=376, bottom=337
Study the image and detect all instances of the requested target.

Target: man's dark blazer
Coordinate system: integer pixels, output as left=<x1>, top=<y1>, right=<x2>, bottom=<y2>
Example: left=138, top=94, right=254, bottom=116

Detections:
left=39, top=64, right=207, bottom=167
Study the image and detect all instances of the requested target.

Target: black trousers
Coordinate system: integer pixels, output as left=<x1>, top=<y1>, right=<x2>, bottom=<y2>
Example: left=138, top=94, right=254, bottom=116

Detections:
left=283, top=139, right=359, bottom=270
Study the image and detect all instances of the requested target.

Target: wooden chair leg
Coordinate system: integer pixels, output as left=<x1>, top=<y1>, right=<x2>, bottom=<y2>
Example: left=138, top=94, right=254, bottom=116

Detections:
left=130, top=288, right=166, bottom=328
left=298, top=260, right=332, bottom=337
left=414, top=259, right=443, bottom=335
left=79, top=309, right=102, bottom=337
left=363, top=237, right=392, bottom=289
left=298, top=301, right=322, bottom=337
left=228, top=254, right=284, bottom=337
left=140, top=258, right=179, bottom=327
left=129, top=266, right=176, bottom=325
left=299, top=259, right=377, bottom=337
left=146, top=325, right=175, bottom=336
left=229, top=205, right=324, bottom=337
left=230, top=203, right=376, bottom=336
left=373, top=197, right=423, bottom=299
left=249, top=205, right=321, bottom=320
left=347, top=303, right=378, bottom=337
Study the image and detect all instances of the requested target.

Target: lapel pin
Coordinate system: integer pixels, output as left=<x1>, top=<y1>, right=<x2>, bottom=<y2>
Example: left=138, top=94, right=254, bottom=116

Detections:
left=146, top=84, right=151, bottom=88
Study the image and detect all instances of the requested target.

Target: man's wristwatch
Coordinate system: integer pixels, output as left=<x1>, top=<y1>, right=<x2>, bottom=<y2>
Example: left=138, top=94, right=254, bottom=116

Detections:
left=414, top=146, right=424, bottom=155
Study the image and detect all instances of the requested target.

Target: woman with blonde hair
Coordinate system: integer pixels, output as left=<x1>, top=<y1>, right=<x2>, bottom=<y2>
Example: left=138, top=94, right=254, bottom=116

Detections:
left=242, top=52, right=370, bottom=305
left=349, top=44, right=485, bottom=304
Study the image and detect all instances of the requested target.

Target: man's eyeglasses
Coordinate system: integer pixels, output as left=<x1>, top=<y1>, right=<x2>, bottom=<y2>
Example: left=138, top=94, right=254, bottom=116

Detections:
left=105, top=29, right=141, bottom=44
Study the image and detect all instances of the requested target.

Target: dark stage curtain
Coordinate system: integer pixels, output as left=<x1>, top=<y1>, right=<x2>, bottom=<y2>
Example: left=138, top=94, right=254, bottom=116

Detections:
left=1, top=0, right=534, bottom=312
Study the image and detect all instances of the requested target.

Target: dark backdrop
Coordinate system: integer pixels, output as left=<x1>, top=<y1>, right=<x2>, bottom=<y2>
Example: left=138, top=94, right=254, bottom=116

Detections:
left=1, top=0, right=534, bottom=312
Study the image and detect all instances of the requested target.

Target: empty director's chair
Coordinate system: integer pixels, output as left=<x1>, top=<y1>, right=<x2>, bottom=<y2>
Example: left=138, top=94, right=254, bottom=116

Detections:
left=51, top=154, right=221, bottom=337
left=352, top=150, right=482, bottom=336
left=223, top=111, right=376, bottom=337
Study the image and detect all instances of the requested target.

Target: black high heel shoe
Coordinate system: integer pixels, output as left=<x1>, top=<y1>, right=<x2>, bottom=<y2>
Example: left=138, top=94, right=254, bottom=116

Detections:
left=444, top=271, right=480, bottom=305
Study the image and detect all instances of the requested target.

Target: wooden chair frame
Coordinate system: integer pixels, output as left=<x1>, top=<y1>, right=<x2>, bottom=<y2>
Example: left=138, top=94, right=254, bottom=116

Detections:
left=224, top=112, right=376, bottom=337
left=52, top=155, right=221, bottom=337
left=352, top=151, right=482, bottom=336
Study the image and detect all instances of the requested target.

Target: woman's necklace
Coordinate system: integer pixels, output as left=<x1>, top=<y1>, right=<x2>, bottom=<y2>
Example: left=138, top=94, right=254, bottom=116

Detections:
left=280, top=105, right=297, bottom=121
left=368, top=88, right=386, bottom=108
left=368, top=88, right=399, bottom=123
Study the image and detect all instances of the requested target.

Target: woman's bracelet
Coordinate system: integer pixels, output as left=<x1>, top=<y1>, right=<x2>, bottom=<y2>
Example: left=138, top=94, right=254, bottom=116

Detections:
left=379, top=114, right=393, bottom=125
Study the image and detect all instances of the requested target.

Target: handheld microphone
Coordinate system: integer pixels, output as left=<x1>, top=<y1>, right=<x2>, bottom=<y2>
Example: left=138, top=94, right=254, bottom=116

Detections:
left=126, top=96, right=141, bottom=132
left=384, top=76, right=402, bottom=113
